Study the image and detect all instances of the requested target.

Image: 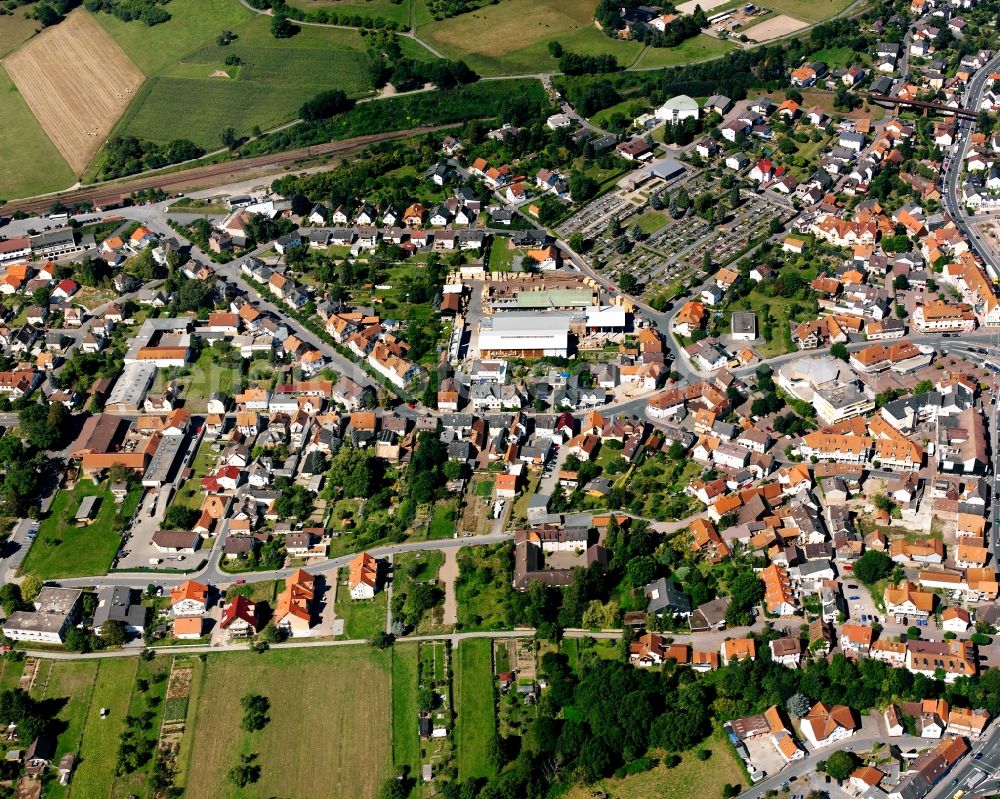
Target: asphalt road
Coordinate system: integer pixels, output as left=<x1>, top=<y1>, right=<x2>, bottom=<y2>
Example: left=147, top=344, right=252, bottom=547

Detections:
left=943, top=50, right=1000, bottom=276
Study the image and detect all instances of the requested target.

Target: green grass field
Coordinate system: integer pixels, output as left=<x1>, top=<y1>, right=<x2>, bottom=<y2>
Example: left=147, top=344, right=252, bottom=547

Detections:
left=115, top=16, right=374, bottom=149
left=391, top=644, right=420, bottom=770
left=0, top=658, right=24, bottom=692
left=766, top=0, right=853, bottom=23
left=487, top=240, right=517, bottom=271
left=633, top=34, right=734, bottom=68
left=181, top=646, right=391, bottom=799
left=165, top=347, right=242, bottom=412
left=71, top=659, right=139, bottom=799
left=0, top=3, right=41, bottom=58
left=417, top=0, right=734, bottom=75
left=454, top=638, right=496, bottom=780
left=111, top=656, right=172, bottom=799
left=0, top=67, right=76, bottom=200
left=32, top=660, right=100, bottom=799
left=21, top=481, right=135, bottom=580
left=633, top=210, right=668, bottom=235
left=92, top=0, right=253, bottom=75
left=428, top=502, right=458, bottom=539
left=577, top=734, right=745, bottom=799
left=809, top=45, right=854, bottom=68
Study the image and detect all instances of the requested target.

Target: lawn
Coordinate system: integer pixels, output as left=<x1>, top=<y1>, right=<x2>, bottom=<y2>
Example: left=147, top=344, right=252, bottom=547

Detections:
left=0, top=67, right=76, bottom=199
left=391, top=643, right=420, bottom=771
left=487, top=240, right=516, bottom=272
left=334, top=570, right=388, bottom=638
left=428, top=501, right=458, bottom=539
left=632, top=210, right=668, bottom=236
left=590, top=98, right=649, bottom=128
left=0, top=658, right=24, bottom=692
left=397, top=550, right=444, bottom=583
left=115, top=16, right=375, bottom=149
left=71, top=658, right=138, bottom=799
left=21, top=480, right=136, bottom=580
left=171, top=436, right=220, bottom=512
left=721, top=282, right=816, bottom=357
left=809, top=45, right=855, bottom=68
left=162, top=346, right=243, bottom=412
left=454, top=638, right=496, bottom=780
left=111, top=656, right=172, bottom=799
left=181, top=646, right=391, bottom=799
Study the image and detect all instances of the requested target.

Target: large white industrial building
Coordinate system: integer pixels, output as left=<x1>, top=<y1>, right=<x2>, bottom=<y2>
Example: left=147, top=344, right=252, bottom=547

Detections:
left=477, top=313, right=571, bottom=358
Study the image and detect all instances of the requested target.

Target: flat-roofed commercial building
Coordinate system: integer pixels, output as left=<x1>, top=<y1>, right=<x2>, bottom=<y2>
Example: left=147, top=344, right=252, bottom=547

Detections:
left=105, top=362, right=157, bottom=412
left=3, top=587, right=82, bottom=644
left=478, top=313, right=572, bottom=358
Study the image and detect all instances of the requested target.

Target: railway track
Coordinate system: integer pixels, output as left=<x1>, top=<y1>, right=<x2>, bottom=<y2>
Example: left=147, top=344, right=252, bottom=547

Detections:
left=3, top=124, right=453, bottom=215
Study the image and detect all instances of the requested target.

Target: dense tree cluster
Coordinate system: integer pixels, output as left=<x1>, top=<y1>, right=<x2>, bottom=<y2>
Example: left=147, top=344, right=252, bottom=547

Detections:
left=249, top=0, right=401, bottom=29
left=273, top=478, right=317, bottom=522
left=299, top=90, right=353, bottom=122
left=25, top=0, right=80, bottom=26
left=558, top=52, right=620, bottom=76
left=365, top=32, right=479, bottom=91
left=97, top=137, right=205, bottom=181
left=241, top=80, right=550, bottom=157
left=83, top=0, right=170, bottom=25
left=0, top=689, right=51, bottom=750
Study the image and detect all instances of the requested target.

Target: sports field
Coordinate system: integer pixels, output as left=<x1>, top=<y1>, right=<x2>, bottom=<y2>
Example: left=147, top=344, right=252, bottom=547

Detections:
left=0, top=68, right=75, bottom=199
left=181, top=647, right=391, bottom=799
left=113, top=15, right=375, bottom=149
left=454, top=638, right=497, bottom=779
left=4, top=11, right=143, bottom=172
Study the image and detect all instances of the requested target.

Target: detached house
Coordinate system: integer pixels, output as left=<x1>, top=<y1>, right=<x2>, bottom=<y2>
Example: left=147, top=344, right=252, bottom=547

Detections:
left=800, top=702, right=857, bottom=748
left=349, top=551, right=379, bottom=599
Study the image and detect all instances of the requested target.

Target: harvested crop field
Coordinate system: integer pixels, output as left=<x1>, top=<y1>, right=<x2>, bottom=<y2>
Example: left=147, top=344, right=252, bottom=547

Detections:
left=4, top=10, right=144, bottom=173
left=181, top=646, right=391, bottom=799
left=743, top=13, right=809, bottom=41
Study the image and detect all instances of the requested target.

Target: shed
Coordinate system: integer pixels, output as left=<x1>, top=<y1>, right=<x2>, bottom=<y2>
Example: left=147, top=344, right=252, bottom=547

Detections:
left=75, top=495, right=100, bottom=523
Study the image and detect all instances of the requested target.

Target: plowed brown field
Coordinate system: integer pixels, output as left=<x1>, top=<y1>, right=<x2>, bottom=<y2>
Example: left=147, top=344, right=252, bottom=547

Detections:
left=4, top=11, right=144, bottom=173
